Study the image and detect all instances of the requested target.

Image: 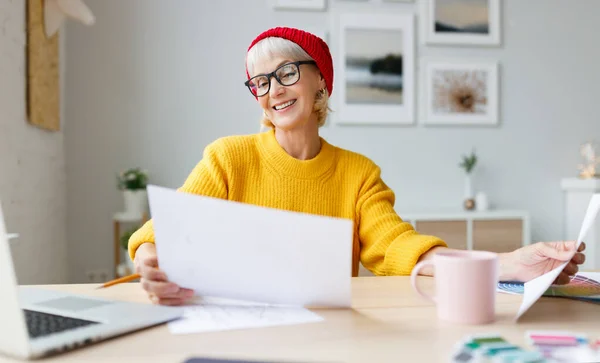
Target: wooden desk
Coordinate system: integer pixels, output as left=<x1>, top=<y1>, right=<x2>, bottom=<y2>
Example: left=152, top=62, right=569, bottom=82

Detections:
left=5, top=277, right=600, bottom=363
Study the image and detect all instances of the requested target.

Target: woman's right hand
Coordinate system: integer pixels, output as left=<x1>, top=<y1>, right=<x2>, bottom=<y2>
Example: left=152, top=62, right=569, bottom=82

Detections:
left=133, top=243, right=195, bottom=306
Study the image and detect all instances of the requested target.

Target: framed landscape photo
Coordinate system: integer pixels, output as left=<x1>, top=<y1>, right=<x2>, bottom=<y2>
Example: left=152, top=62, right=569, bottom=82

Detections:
left=336, top=13, right=415, bottom=125
left=273, top=0, right=326, bottom=10
left=421, top=59, right=499, bottom=126
left=424, top=0, right=501, bottom=46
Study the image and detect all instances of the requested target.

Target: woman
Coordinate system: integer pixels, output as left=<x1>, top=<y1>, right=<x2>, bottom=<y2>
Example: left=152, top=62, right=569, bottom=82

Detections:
left=129, top=27, right=585, bottom=306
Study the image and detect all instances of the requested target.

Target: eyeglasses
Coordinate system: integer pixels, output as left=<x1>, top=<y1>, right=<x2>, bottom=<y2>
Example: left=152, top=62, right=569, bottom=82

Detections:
left=245, top=60, right=316, bottom=97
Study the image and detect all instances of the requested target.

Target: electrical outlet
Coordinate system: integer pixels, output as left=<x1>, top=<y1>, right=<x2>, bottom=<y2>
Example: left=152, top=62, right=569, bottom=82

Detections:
left=85, top=269, right=111, bottom=283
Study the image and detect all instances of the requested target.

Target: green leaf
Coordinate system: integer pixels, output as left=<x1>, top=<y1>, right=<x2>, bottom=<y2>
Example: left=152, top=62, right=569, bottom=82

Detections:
left=459, top=149, right=478, bottom=173
left=116, top=167, right=149, bottom=190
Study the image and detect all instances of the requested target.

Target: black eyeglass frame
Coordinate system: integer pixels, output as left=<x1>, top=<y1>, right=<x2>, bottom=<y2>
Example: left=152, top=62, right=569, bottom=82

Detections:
left=244, top=60, right=317, bottom=97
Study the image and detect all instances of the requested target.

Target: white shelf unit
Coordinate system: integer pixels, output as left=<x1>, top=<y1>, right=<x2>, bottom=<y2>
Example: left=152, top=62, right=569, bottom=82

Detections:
left=399, top=210, right=531, bottom=252
left=357, top=209, right=532, bottom=276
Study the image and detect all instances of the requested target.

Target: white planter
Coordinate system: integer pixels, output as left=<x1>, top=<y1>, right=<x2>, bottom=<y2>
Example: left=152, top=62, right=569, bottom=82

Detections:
left=476, top=192, right=489, bottom=211
left=122, top=189, right=148, bottom=217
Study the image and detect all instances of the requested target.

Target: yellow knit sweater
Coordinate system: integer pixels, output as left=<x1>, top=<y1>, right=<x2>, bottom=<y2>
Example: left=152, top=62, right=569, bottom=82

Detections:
left=128, top=129, right=447, bottom=276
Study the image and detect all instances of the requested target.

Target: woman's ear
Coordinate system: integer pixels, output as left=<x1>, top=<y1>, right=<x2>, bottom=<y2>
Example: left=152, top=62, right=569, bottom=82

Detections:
left=318, top=73, right=326, bottom=91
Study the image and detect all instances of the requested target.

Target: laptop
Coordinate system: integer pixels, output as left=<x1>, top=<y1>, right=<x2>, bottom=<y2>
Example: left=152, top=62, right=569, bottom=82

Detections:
left=0, top=205, right=183, bottom=360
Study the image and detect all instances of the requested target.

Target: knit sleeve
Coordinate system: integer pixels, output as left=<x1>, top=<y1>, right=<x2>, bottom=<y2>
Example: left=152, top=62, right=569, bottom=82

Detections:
left=357, top=165, right=447, bottom=276
left=127, top=140, right=230, bottom=261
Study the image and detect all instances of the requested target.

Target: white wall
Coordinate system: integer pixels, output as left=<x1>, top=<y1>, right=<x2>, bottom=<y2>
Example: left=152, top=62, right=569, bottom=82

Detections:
left=0, top=0, right=68, bottom=284
left=65, top=0, right=600, bottom=282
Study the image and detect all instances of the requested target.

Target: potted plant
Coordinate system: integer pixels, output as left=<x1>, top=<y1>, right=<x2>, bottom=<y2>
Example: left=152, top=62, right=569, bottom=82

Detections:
left=117, top=167, right=149, bottom=216
left=459, top=150, right=477, bottom=210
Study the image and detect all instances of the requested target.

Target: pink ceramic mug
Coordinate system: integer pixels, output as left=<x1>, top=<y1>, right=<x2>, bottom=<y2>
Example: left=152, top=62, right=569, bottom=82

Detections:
left=410, top=250, right=499, bottom=324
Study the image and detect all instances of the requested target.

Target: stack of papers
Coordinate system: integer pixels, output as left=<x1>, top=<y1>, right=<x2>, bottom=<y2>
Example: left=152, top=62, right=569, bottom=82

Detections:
left=146, top=185, right=353, bottom=334
left=169, top=297, right=324, bottom=335
left=148, top=184, right=353, bottom=308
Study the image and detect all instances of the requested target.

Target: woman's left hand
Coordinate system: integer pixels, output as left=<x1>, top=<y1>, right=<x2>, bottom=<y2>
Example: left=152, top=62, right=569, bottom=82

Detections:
left=500, top=241, right=586, bottom=284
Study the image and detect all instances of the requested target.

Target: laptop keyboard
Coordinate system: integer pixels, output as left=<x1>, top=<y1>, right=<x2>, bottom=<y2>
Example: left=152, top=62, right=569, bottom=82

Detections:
left=23, top=309, right=99, bottom=339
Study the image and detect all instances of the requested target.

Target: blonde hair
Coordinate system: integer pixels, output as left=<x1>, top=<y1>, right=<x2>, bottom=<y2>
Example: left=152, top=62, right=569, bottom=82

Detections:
left=246, top=37, right=331, bottom=128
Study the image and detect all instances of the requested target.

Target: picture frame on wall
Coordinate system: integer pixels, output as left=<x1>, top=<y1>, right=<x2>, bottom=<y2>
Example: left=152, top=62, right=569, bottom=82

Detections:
left=336, top=13, right=415, bottom=125
left=273, top=0, right=326, bottom=10
left=421, top=59, right=499, bottom=126
left=423, top=0, right=501, bottom=46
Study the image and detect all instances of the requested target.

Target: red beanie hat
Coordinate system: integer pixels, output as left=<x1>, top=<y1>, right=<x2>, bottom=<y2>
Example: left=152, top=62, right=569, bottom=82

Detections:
left=246, top=27, right=334, bottom=96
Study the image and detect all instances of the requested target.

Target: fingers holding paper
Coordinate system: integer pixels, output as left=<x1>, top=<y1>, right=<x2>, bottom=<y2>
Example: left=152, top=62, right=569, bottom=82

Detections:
left=552, top=241, right=586, bottom=285
left=562, top=260, right=580, bottom=277
left=572, top=241, right=586, bottom=264
left=134, top=243, right=195, bottom=306
left=501, top=240, right=587, bottom=284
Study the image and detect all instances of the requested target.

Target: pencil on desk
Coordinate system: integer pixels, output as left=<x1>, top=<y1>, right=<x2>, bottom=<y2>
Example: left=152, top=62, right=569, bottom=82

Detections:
left=96, top=273, right=141, bottom=289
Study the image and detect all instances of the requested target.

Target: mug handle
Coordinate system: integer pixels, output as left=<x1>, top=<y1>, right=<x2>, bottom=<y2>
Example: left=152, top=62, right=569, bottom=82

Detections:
left=410, top=260, right=436, bottom=303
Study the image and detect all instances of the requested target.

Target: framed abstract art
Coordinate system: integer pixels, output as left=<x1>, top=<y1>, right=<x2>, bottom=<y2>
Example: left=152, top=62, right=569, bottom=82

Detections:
left=421, top=59, right=499, bottom=126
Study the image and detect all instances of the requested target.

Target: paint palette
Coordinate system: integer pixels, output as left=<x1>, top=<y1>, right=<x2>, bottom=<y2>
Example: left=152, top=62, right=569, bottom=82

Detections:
left=451, top=334, right=545, bottom=362
left=451, top=332, right=600, bottom=362
left=547, top=274, right=600, bottom=297
left=498, top=272, right=600, bottom=302
left=526, top=331, right=600, bottom=362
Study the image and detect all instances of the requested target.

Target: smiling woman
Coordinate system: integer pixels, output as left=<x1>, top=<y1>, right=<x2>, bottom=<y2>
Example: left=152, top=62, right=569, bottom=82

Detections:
left=126, top=27, right=587, bottom=307
left=245, top=31, right=331, bottom=130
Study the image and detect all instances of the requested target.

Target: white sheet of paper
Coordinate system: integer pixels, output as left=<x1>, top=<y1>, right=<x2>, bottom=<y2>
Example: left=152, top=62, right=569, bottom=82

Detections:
left=147, top=185, right=353, bottom=308
left=7, top=233, right=18, bottom=240
left=515, top=194, right=600, bottom=320
left=168, top=301, right=324, bottom=335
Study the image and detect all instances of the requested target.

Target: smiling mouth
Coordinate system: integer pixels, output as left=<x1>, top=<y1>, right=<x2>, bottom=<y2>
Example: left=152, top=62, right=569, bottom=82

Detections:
left=273, top=99, right=296, bottom=111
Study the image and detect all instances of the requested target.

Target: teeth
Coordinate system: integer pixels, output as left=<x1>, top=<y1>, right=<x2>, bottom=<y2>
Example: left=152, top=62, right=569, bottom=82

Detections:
left=274, top=100, right=295, bottom=110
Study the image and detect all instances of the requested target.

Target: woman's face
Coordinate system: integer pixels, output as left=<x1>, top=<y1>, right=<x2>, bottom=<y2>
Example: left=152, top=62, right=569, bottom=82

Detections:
left=250, top=57, right=325, bottom=131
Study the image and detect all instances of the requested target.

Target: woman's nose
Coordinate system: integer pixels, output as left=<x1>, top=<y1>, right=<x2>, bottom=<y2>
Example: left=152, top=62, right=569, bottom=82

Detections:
left=269, top=77, right=285, bottom=97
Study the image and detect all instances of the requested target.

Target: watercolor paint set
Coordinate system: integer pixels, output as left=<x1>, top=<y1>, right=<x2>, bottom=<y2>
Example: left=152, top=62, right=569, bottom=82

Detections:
left=526, top=330, right=600, bottom=362
left=451, top=331, right=600, bottom=362
left=451, top=333, right=545, bottom=362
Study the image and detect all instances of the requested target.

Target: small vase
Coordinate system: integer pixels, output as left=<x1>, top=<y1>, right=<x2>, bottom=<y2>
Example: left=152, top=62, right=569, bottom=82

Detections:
left=464, top=174, right=474, bottom=199
left=463, top=174, right=476, bottom=210
left=122, top=189, right=148, bottom=217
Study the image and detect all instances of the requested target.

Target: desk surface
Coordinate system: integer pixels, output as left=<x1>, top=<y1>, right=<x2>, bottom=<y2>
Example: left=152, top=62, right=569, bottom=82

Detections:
left=4, top=277, right=600, bottom=363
